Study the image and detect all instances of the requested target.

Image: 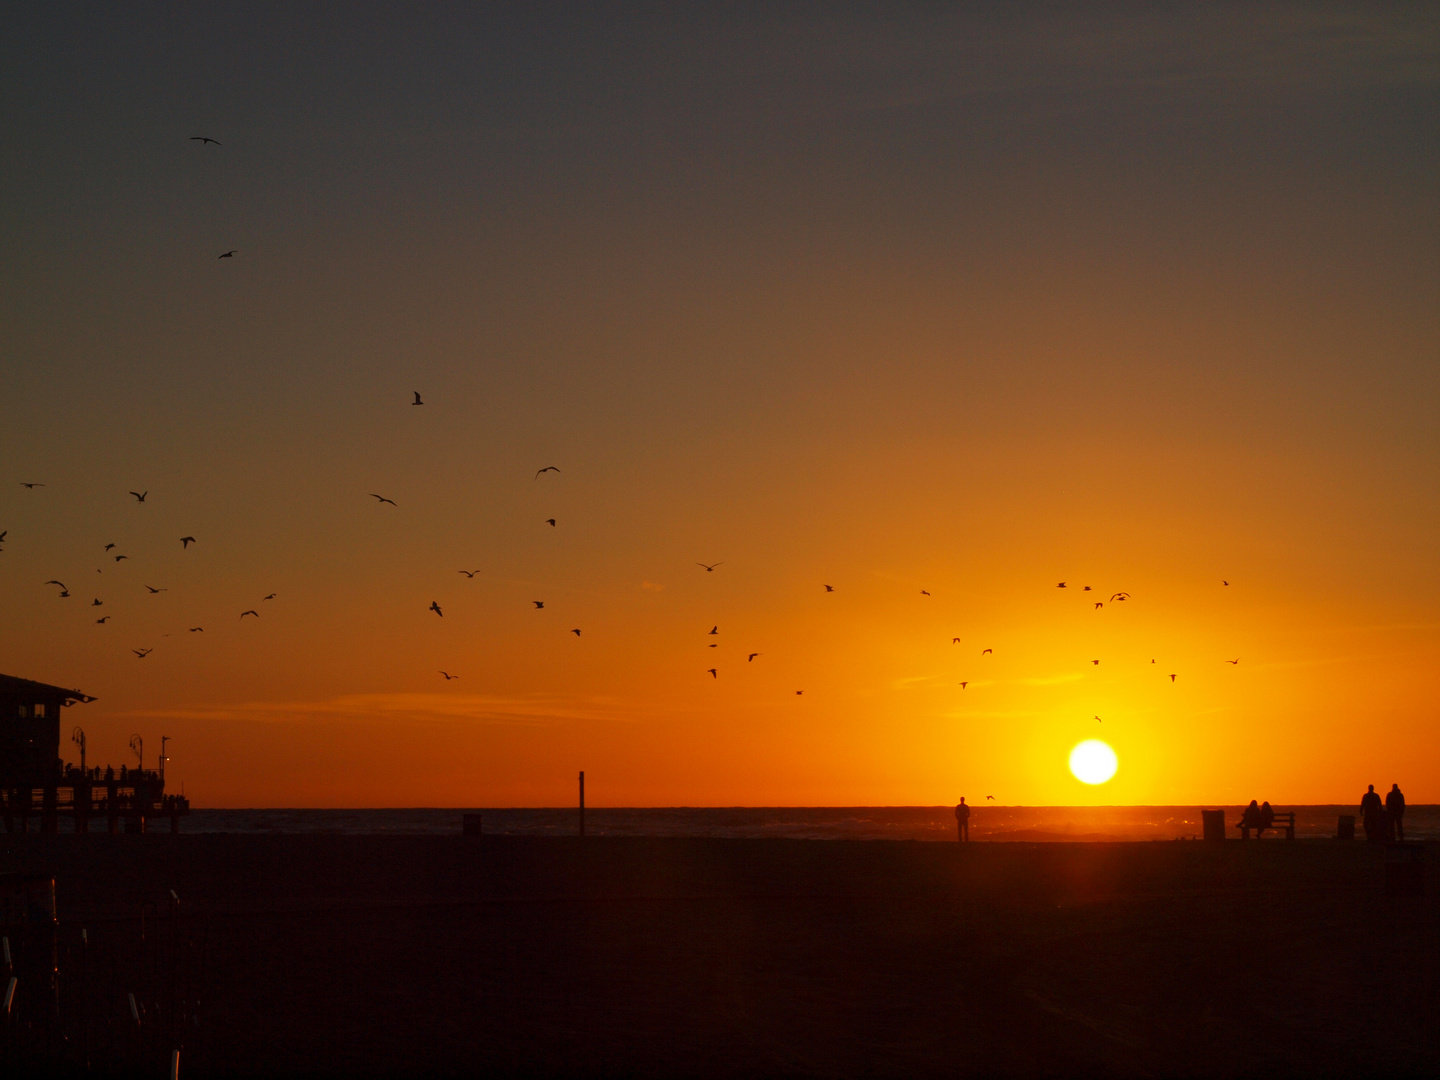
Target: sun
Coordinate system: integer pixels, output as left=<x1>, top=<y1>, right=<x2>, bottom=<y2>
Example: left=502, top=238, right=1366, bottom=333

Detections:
left=1069, top=739, right=1118, bottom=785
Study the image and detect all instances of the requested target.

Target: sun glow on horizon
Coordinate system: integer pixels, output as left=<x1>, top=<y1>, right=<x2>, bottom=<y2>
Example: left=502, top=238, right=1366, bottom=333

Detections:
left=1069, top=740, right=1118, bottom=785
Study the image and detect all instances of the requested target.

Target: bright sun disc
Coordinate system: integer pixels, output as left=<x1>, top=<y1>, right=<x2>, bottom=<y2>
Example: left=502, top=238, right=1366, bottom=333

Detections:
left=1069, top=739, right=1118, bottom=785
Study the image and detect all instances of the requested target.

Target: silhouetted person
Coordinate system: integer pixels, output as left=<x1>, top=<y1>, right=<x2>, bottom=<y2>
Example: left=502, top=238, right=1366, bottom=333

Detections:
left=1256, top=801, right=1276, bottom=838
left=955, top=798, right=970, bottom=842
left=1360, top=784, right=1384, bottom=842
left=1386, top=784, right=1406, bottom=841
left=1237, top=800, right=1260, bottom=836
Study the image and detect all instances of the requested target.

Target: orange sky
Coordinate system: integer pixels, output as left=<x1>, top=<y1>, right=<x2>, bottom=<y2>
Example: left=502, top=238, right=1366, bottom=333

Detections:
left=2, top=5, right=1437, bottom=806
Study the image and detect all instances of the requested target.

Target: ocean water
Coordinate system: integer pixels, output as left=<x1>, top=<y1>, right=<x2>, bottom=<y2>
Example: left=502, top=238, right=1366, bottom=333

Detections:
left=182, top=805, right=1440, bottom=842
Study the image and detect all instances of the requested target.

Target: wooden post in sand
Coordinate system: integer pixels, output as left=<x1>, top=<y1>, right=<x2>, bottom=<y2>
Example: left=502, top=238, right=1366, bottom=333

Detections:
left=579, top=771, right=585, bottom=837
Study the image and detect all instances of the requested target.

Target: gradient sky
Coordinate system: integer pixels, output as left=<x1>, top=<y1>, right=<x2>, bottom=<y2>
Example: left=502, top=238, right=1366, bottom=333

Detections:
left=2, top=3, right=1437, bottom=807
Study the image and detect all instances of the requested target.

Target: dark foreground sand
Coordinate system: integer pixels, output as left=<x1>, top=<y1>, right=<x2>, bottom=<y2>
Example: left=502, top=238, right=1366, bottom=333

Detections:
left=2, top=834, right=1436, bottom=1078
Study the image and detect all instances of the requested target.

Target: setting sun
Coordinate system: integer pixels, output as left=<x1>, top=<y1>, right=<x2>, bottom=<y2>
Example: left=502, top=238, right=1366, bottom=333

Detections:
left=1069, top=740, right=1119, bottom=785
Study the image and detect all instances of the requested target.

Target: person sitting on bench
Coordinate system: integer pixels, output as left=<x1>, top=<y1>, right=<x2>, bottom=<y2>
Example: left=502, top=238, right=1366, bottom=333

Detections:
left=1237, top=800, right=1260, bottom=834
left=1254, top=801, right=1276, bottom=838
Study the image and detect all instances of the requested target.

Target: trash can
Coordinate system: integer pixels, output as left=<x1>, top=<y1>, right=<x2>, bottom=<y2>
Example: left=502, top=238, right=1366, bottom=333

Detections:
left=462, top=813, right=483, bottom=837
left=1202, top=809, right=1226, bottom=842
left=1385, top=844, right=1423, bottom=897
left=1336, top=814, right=1355, bottom=840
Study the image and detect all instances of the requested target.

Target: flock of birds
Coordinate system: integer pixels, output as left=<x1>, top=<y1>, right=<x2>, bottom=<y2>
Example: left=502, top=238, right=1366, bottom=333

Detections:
left=0, top=134, right=1251, bottom=717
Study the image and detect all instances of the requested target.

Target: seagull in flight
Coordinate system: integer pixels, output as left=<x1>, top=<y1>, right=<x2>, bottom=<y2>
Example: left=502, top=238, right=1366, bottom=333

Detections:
left=535, top=466, right=560, bottom=478
left=1095, top=716, right=1102, bottom=723
left=952, top=638, right=962, bottom=644
left=1091, top=659, right=1100, bottom=665
left=959, top=681, right=968, bottom=689
left=412, top=391, right=424, bottom=405
left=1222, top=580, right=1230, bottom=586
left=133, top=648, right=152, bottom=659
left=708, top=626, right=718, bottom=635
left=429, top=601, right=443, bottom=617
left=1056, top=582, right=1066, bottom=588
left=20, top=482, right=44, bottom=489
left=1083, top=585, right=1092, bottom=591
left=1110, top=592, right=1131, bottom=602
left=920, top=590, right=930, bottom=596
left=44, top=580, right=67, bottom=589
left=1225, top=658, right=1240, bottom=665
left=189, top=136, right=222, bottom=146
left=92, top=599, right=103, bottom=606
left=823, top=584, right=835, bottom=592
left=697, top=562, right=722, bottom=572
left=129, top=491, right=147, bottom=503
left=263, top=593, right=276, bottom=601
left=114, top=555, right=129, bottom=562
left=240, top=609, right=259, bottom=619
left=218, top=250, right=236, bottom=259
left=981, top=648, right=992, bottom=656
left=458, top=570, right=480, bottom=577
left=532, top=601, right=545, bottom=609
left=145, top=586, right=166, bottom=593
left=545, top=518, right=556, bottom=527
left=1094, top=602, right=1103, bottom=609
left=571, top=629, right=581, bottom=636
left=440, top=671, right=459, bottom=680
left=104, top=544, right=115, bottom=552
left=96, top=616, right=111, bottom=624
left=189, top=627, right=203, bottom=633
left=707, top=668, right=717, bottom=679
left=748, top=653, right=760, bottom=661
left=1169, top=673, right=1178, bottom=682
left=795, top=690, right=804, bottom=695
left=369, top=494, right=397, bottom=506
left=986, top=795, right=995, bottom=801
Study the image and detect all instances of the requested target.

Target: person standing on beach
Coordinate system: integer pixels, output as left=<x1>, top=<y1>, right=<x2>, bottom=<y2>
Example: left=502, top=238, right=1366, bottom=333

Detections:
left=1386, top=784, right=1406, bottom=841
left=955, top=798, right=970, bottom=842
left=1360, top=784, right=1385, bottom=842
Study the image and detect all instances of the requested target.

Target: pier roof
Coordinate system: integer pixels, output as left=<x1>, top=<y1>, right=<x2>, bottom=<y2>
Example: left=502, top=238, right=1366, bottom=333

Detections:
left=0, top=674, right=95, bottom=704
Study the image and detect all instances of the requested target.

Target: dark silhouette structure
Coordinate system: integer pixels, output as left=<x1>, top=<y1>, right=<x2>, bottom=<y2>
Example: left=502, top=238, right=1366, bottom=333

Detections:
left=954, top=798, right=970, bottom=842
left=1, top=673, right=187, bottom=833
left=1385, top=784, right=1406, bottom=841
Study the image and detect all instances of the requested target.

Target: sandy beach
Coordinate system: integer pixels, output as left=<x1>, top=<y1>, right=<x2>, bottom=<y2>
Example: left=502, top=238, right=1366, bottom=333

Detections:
left=1, top=833, right=1435, bottom=1078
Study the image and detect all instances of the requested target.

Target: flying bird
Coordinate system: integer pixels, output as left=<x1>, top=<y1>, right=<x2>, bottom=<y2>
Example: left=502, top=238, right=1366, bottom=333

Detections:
left=189, top=627, right=203, bottom=633
left=180, top=536, right=196, bottom=548
left=440, top=671, right=459, bottom=680
left=535, top=466, right=560, bottom=478
left=986, top=795, right=995, bottom=801
left=412, top=392, right=424, bottom=405
left=1225, top=658, right=1240, bottom=665
left=545, top=519, right=556, bottom=527
left=1094, top=602, right=1102, bottom=609
left=114, top=555, right=129, bottom=562
left=95, top=616, right=110, bottom=624
left=20, top=482, right=43, bottom=489
left=429, top=601, right=443, bottom=617
left=823, top=584, right=835, bottom=592
left=708, top=626, right=718, bottom=635
left=920, top=590, right=930, bottom=596
left=145, top=586, right=166, bottom=593
left=1222, top=580, right=1230, bottom=586
left=58, top=590, right=70, bottom=597
left=1091, top=659, right=1100, bottom=665
left=1057, top=582, right=1066, bottom=588
left=129, top=491, right=147, bottom=503
left=1095, top=716, right=1102, bottom=723
left=189, top=136, right=221, bottom=145
left=795, top=690, right=803, bottom=695
left=707, top=668, right=717, bottom=679
left=959, top=681, right=968, bottom=689
left=1169, top=673, right=1178, bottom=682
left=532, top=601, right=545, bottom=609
left=1110, top=592, right=1131, bottom=602
left=218, top=250, right=236, bottom=259
left=133, top=648, right=152, bottom=659
left=981, top=648, right=992, bottom=656
left=240, top=610, right=259, bottom=619
left=1083, top=585, right=1091, bottom=591
left=92, top=599, right=103, bottom=606
left=708, top=643, right=717, bottom=648
left=697, top=562, right=723, bottom=572
left=263, top=593, right=276, bottom=601
left=44, top=580, right=66, bottom=589
left=571, top=629, right=581, bottom=636
left=952, top=638, right=962, bottom=644
left=369, top=494, right=397, bottom=506
left=458, top=570, right=480, bottom=577
left=104, top=544, right=115, bottom=552
left=748, top=653, right=760, bottom=662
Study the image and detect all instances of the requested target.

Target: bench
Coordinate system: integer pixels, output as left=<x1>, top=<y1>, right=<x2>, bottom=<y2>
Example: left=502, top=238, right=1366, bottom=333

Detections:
left=1239, top=811, right=1295, bottom=840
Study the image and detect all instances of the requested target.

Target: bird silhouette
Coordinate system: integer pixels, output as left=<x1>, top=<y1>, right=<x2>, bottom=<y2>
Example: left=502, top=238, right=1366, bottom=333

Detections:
left=263, top=593, right=276, bottom=601
left=535, top=466, right=560, bottom=478
left=795, top=690, right=803, bottom=695
left=1094, top=602, right=1103, bottom=609
left=440, top=671, right=459, bottom=680
left=44, top=580, right=66, bottom=589
left=532, top=601, right=545, bottom=609
left=95, top=616, right=110, bottom=624
left=1092, top=659, right=1100, bottom=665
left=571, top=629, right=581, bottom=636
left=369, top=494, right=397, bottom=506
left=981, top=648, right=992, bottom=656
left=429, top=601, right=443, bottom=617
left=189, top=136, right=222, bottom=146
left=1222, top=580, right=1230, bottom=586
left=697, top=562, right=722, bottom=572
left=1057, top=582, right=1066, bottom=588
left=1095, top=716, right=1102, bottom=723
left=92, top=599, right=103, bottom=606
left=188, top=627, right=203, bottom=633
left=959, top=681, right=968, bottom=689
left=145, top=586, right=166, bottom=594
left=180, top=536, right=196, bottom=548
left=920, top=590, right=930, bottom=596
left=218, top=250, right=236, bottom=259
left=458, top=570, right=480, bottom=577
left=707, top=668, right=717, bottom=678
left=114, top=555, right=129, bottom=562
left=1110, top=592, right=1130, bottom=602
left=412, top=392, right=424, bottom=405
left=748, top=653, right=760, bottom=661
left=240, top=610, right=259, bottom=619
left=952, top=637, right=962, bottom=644
left=823, top=584, right=835, bottom=592
left=1169, top=673, right=1177, bottom=682
left=986, top=795, right=995, bottom=800
left=58, top=590, right=70, bottom=598
left=133, top=648, right=152, bottom=659
left=708, top=643, right=717, bottom=648
left=1226, top=658, right=1240, bottom=665
left=129, top=491, right=147, bottom=503
left=104, top=544, right=115, bottom=552
left=708, top=626, right=718, bottom=635
left=545, top=519, right=556, bottom=527
left=20, top=482, right=44, bottom=488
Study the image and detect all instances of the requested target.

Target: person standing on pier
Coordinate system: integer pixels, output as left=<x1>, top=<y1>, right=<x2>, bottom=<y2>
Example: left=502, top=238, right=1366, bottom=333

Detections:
left=955, top=798, right=971, bottom=842
left=1386, top=784, right=1406, bottom=841
left=1360, top=784, right=1385, bottom=842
